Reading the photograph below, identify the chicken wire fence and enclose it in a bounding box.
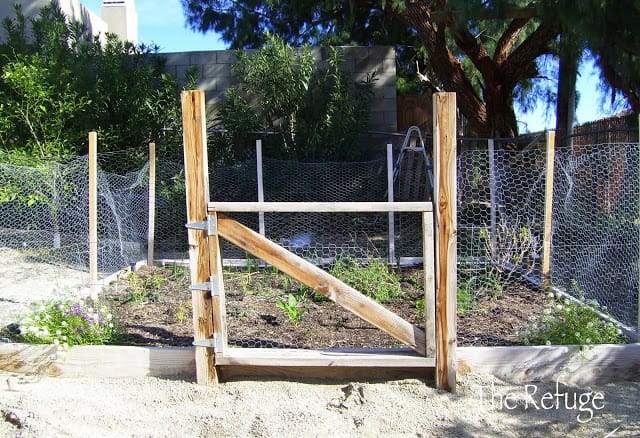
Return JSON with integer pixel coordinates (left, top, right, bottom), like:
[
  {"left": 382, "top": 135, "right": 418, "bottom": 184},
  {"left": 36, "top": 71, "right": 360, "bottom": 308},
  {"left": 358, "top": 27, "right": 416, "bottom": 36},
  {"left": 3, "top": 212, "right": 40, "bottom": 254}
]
[
  {"left": 0, "top": 149, "right": 149, "bottom": 293},
  {"left": 1, "top": 130, "right": 638, "bottom": 335},
  {"left": 458, "top": 136, "right": 639, "bottom": 333}
]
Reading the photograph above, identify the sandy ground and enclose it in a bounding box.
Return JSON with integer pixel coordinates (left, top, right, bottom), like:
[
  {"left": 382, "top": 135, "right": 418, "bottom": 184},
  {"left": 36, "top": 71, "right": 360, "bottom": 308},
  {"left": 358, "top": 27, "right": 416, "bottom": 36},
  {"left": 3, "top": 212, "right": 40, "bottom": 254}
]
[
  {"left": 1, "top": 247, "right": 639, "bottom": 437},
  {"left": 0, "top": 371, "right": 638, "bottom": 437},
  {"left": 0, "top": 248, "right": 90, "bottom": 329}
]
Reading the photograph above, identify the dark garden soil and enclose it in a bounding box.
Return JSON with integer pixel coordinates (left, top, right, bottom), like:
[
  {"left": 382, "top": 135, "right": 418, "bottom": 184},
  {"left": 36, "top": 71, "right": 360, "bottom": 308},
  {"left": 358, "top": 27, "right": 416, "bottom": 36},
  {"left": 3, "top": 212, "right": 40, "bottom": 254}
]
[{"left": 102, "top": 265, "right": 548, "bottom": 349}]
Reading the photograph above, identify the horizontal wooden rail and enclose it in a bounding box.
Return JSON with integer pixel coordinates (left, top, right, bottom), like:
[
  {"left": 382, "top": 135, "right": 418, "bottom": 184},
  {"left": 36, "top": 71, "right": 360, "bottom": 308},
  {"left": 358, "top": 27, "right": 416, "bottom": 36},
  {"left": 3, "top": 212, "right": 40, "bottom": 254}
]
[{"left": 208, "top": 201, "right": 432, "bottom": 213}]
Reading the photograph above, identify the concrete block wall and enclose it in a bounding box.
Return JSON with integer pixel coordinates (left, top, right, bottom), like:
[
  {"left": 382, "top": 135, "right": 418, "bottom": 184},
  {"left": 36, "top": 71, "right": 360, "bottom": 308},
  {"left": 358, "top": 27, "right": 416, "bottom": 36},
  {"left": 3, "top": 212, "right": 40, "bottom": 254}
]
[{"left": 162, "top": 46, "right": 397, "bottom": 132}]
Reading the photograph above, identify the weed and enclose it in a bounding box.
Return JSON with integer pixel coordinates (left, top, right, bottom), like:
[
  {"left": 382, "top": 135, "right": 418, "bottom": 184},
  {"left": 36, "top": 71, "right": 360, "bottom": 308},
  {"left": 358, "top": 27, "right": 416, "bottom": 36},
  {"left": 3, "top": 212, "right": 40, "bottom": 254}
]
[
  {"left": 123, "top": 271, "right": 161, "bottom": 305},
  {"left": 415, "top": 298, "right": 425, "bottom": 322},
  {"left": 327, "top": 256, "right": 403, "bottom": 303},
  {"left": 276, "top": 294, "right": 306, "bottom": 324},
  {"left": 174, "top": 301, "right": 192, "bottom": 324}
]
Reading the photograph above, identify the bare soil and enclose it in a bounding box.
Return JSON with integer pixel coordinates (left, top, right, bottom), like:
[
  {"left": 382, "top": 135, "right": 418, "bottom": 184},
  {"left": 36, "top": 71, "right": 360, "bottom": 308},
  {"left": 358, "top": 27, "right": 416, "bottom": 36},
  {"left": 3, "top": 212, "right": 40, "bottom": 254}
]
[{"left": 101, "top": 265, "right": 548, "bottom": 349}]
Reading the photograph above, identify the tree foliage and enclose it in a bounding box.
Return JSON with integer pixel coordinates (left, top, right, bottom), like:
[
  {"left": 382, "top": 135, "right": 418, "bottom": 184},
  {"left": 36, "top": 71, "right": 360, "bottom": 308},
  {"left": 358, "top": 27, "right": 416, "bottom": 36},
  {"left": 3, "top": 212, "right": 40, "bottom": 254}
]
[
  {"left": 0, "top": 2, "right": 188, "bottom": 160},
  {"left": 182, "top": 0, "right": 562, "bottom": 137},
  {"left": 211, "top": 33, "right": 376, "bottom": 162}
]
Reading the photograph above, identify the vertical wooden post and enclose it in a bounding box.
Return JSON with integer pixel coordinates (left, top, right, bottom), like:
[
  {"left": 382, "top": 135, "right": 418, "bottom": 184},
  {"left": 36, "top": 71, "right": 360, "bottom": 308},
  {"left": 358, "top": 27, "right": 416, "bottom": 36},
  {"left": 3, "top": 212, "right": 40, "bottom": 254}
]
[
  {"left": 386, "top": 144, "right": 396, "bottom": 264},
  {"left": 147, "top": 142, "right": 156, "bottom": 266},
  {"left": 423, "top": 211, "right": 436, "bottom": 357},
  {"left": 88, "top": 131, "right": 98, "bottom": 300},
  {"left": 256, "top": 139, "right": 265, "bottom": 236},
  {"left": 433, "top": 92, "right": 457, "bottom": 392},
  {"left": 181, "top": 90, "right": 217, "bottom": 384},
  {"left": 542, "top": 130, "right": 556, "bottom": 287}
]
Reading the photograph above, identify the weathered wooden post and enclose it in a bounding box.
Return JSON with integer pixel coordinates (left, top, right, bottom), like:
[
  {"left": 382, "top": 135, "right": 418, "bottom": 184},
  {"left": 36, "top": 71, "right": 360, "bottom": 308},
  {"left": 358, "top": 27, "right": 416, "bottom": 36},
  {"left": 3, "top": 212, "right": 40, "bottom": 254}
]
[
  {"left": 181, "top": 90, "right": 217, "bottom": 384},
  {"left": 147, "top": 142, "right": 156, "bottom": 266},
  {"left": 433, "top": 92, "right": 457, "bottom": 392},
  {"left": 88, "top": 131, "right": 98, "bottom": 300},
  {"left": 542, "top": 130, "right": 556, "bottom": 287}
]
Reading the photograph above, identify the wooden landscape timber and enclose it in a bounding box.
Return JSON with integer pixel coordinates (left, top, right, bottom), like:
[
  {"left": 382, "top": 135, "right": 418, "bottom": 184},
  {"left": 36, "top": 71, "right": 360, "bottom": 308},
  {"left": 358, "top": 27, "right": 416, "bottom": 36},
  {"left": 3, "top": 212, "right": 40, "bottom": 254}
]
[{"left": 3, "top": 343, "right": 638, "bottom": 387}]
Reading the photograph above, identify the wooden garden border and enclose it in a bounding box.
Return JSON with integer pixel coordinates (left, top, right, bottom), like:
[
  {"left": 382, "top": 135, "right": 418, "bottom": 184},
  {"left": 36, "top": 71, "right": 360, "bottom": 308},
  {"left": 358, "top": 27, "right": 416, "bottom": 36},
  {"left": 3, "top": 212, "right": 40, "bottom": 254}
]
[
  {"left": 3, "top": 343, "right": 638, "bottom": 387},
  {"left": 181, "top": 90, "right": 458, "bottom": 390}
]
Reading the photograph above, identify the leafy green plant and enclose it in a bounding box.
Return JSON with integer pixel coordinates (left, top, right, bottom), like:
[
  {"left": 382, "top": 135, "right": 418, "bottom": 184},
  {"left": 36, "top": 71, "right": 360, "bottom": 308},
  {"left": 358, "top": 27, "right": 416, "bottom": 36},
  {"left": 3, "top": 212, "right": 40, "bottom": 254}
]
[
  {"left": 0, "top": 3, "right": 186, "bottom": 158},
  {"left": 17, "top": 299, "right": 121, "bottom": 350},
  {"left": 517, "top": 284, "right": 627, "bottom": 346},
  {"left": 276, "top": 293, "right": 306, "bottom": 324},
  {"left": 415, "top": 298, "right": 425, "bottom": 322},
  {"left": 327, "top": 256, "right": 404, "bottom": 303},
  {"left": 212, "top": 33, "right": 376, "bottom": 162},
  {"left": 123, "top": 271, "right": 161, "bottom": 305},
  {"left": 174, "top": 302, "right": 192, "bottom": 324}
]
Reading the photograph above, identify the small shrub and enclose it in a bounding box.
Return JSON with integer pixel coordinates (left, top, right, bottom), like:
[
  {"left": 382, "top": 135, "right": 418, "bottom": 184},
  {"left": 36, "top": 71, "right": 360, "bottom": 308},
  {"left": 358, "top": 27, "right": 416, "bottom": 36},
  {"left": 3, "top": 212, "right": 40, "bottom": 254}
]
[
  {"left": 517, "top": 288, "right": 627, "bottom": 346},
  {"left": 17, "top": 299, "right": 121, "bottom": 350}
]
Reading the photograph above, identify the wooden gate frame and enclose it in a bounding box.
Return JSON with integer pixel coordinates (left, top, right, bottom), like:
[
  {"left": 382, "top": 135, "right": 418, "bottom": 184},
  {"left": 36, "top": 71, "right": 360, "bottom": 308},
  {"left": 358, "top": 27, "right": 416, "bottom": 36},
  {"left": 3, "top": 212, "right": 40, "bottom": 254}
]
[{"left": 181, "top": 91, "right": 457, "bottom": 391}]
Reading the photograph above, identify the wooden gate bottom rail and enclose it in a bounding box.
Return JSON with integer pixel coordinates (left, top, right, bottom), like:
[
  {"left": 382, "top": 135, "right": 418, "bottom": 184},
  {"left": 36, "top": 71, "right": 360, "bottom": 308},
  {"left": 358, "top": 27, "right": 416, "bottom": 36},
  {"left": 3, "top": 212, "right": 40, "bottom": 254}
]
[{"left": 214, "top": 348, "right": 436, "bottom": 368}]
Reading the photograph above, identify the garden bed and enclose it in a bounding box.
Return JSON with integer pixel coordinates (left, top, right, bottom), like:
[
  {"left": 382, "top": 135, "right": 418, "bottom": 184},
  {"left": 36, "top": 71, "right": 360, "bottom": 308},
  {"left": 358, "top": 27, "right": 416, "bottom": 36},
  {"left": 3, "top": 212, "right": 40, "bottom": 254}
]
[{"left": 99, "top": 265, "right": 548, "bottom": 349}]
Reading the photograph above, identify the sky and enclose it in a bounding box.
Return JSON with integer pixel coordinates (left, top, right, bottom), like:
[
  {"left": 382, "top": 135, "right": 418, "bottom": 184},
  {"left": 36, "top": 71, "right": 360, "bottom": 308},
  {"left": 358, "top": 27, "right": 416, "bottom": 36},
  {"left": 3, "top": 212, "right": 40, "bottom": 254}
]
[{"left": 81, "top": 0, "right": 621, "bottom": 134}]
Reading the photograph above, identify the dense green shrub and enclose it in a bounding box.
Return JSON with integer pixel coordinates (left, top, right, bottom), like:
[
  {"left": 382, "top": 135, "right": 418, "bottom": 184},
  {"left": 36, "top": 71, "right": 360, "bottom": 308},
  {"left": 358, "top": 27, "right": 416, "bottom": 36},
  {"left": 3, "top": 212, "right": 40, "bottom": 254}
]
[
  {"left": 0, "top": 1, "right": 188, "bottom": 160},
  {"left": 211, "top": 33, "right": 376, "bottom": 162}
]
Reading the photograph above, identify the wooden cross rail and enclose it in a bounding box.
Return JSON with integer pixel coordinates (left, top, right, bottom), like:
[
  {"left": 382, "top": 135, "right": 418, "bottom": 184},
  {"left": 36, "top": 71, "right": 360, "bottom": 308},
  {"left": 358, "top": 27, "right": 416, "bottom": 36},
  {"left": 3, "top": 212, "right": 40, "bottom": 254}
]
[{"left": 207, "top": 201, "right": 432, "bottom": 213}]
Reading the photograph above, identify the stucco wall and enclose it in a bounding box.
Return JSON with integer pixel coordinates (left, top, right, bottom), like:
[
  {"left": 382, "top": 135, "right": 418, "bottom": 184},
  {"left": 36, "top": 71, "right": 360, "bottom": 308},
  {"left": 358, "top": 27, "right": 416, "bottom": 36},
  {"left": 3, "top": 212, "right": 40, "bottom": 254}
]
[
  {"left": 162, "top": 46, "right": 397, "bottom": 132},
  {"left": 0, "top": 0, "right": 108, "bottom": 42}
]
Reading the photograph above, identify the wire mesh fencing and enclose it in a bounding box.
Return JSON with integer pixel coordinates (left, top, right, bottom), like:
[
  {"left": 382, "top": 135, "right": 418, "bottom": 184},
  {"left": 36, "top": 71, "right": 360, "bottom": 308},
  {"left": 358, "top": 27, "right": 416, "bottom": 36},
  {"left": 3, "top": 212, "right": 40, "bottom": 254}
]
[
  {"left": 457, "top": 137, "right": 639, "bottom": 333},
  {"left": 0, "top": 149, "right": 150, "bottom": 295},
  {"left": 2, "top": 129, "right": 638, "bottom": 336}
]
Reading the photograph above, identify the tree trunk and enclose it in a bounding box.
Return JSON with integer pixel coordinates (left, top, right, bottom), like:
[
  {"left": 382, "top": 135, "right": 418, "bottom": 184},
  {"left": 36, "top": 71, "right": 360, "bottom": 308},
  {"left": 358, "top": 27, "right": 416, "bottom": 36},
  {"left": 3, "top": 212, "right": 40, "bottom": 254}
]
[{"left": 556, "top": 37, "right": 579, "bottom": 147}]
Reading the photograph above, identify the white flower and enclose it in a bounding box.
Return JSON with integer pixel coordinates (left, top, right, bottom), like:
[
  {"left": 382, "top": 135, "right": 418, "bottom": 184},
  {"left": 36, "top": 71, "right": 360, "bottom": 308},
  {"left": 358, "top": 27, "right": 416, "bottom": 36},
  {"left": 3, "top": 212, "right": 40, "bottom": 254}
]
[
  {"left": 53, "top": 339, "right": 60, "bottom": 345},
  {"left": 585, "top": 338, "right": 592, "bottom": 344},
  {"left": 108, "top": 323, "right": 114, "bottom": 328},
  {"left": 547, "top": 292, "right": 554, "bottom": 299},
  {"left": 56, "top": 330, "right": 62, "bottom": 336},
  {"left": 556, "top": 304, "right": 563, "bottom": 311},
  {"left": 61, "top": 321, "right": 68, "bottom": 327},
  {"left": 617, "top": 328, "right": 623, "bottom": 335},
  {"left": 62, "top": 335, "right": 68, "bottom": 341},
  {"left": 106, "top": 313, "right": 113, "bottom": 321},
  {"left": 587, "top": 322, "right": 594, "bottom": 328},
  {"left": 545, "top": 340, "right": 551, "bottom": 346},
  {"left": 575, "top": 332, "right": 581, "bottom": 338}
]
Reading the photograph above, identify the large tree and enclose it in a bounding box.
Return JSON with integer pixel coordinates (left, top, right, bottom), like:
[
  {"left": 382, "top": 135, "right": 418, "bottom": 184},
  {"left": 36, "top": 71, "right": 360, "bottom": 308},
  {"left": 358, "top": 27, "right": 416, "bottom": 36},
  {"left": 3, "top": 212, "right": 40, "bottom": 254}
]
[{"left": 182, "top": 0, "right": 561, "bottom": 137}]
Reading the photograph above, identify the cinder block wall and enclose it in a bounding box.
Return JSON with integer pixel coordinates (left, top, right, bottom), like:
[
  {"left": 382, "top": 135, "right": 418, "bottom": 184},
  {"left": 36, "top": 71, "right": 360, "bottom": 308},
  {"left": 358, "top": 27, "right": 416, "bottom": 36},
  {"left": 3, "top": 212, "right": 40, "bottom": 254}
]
[{"left": 162, "top": 46, "right": 397, "bottom": 133}]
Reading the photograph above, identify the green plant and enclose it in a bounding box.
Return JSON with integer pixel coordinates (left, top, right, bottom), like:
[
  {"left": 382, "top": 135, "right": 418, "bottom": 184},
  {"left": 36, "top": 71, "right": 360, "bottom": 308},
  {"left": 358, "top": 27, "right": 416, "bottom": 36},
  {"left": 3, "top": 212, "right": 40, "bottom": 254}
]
[
  {"left": 17, "top": 299, "right": 121, "bottom": 351},
  {"left": 276, "top": 293, "right": 306, "bottom": 324},
  {"left": 0, "top": 2, "right": 186, "bottom": 158},
  {"left": 415, "top": 298, "right": 425, "bottom": 322},
  {"left": 123, "top": 271, "right": 161, "bottom": 305},
  {"left": 327, "top": 257, "right": 404, "bottom": 303},
  {"left": 174, "top": 302, "right": 192, "bottom": 324},
  {"left": 212, "top": 33, "right": 376, "bottom": 162},
  {"left": 517, "top": 284, "right": 627, "bottom": 346}
]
